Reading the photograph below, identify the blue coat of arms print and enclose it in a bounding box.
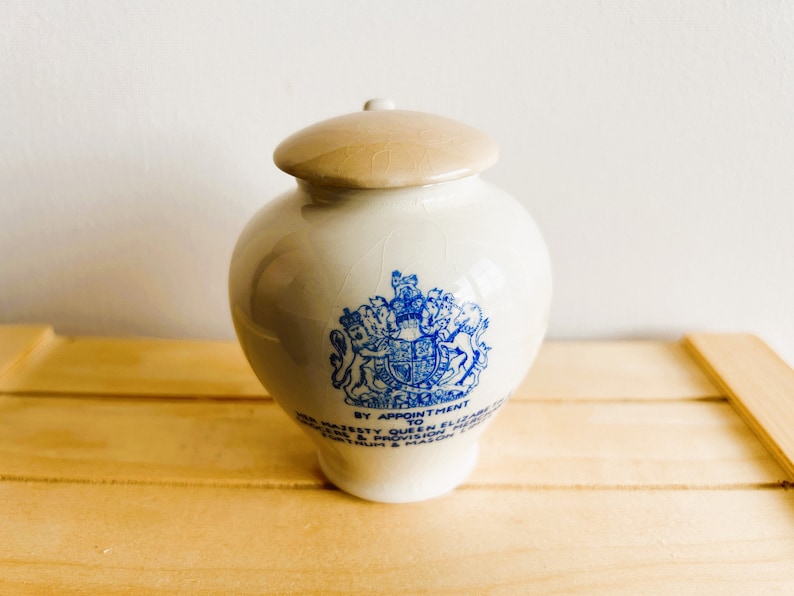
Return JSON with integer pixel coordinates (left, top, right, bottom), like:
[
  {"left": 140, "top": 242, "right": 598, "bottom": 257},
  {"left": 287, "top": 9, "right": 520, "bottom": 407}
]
[{"left": 329, "top": 271, "right": 490, "bottom": 409}]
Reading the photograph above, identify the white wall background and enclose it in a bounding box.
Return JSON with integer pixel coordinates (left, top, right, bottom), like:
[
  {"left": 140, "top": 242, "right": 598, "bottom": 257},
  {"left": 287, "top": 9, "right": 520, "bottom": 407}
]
[{"left": 1, "top": 1, "right": 793, "bottom": 365}]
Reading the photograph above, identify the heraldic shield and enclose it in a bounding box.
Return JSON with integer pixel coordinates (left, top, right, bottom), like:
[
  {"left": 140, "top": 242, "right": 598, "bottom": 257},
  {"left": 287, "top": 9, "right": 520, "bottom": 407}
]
[
  {"left": 379, "top": 336, "right": 447, "bottom": 388},
  {"left": 329, "top": 270, "right": 490, "bottom": 410}
]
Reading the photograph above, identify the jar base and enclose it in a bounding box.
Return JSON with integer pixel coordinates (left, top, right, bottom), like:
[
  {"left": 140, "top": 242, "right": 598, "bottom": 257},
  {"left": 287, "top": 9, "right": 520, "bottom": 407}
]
[{"left": 317, "top": 443, "right": 480, "bottom": 504}]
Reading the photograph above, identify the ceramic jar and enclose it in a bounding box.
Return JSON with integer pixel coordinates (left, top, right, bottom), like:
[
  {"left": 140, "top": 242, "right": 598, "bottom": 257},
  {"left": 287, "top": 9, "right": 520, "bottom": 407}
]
[{"left": 229, "top": 100, "right": 552, "bottom": 502}]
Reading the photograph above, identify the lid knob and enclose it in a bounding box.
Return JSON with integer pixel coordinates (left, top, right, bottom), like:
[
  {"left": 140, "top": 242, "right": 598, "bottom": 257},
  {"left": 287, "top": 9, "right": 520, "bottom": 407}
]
[{"left": 363, "top": 98, "right": 396, "bottom": 111}]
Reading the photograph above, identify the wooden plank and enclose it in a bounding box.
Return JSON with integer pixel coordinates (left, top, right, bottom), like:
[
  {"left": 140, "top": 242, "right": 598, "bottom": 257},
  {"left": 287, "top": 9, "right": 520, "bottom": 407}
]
[
  {"left": 518, "top": 340, "right": 720, "bottom": 400},
  {"left": 1, "top": 482, "right": 793, "bottom": 594},
  {"left": 2, "top": 334, "right": 719, "bottom": 401},
  {"left": 0, "top": 325, "right": 54, "bottom": 388},
  {"left": 475, "top": 400, "right": 785, "bottom": 488},
  {"left": 0, "top": 396, "right": 783, "bottom": 488},
  {"left": 1, "top": 335, "right": 267, "bottom": 398},
  {"left": 0, "top": 394, "right": 321, "bottom": 488},
  {"left": 684, "top": 333, "right": 794, "bottom": 481}
]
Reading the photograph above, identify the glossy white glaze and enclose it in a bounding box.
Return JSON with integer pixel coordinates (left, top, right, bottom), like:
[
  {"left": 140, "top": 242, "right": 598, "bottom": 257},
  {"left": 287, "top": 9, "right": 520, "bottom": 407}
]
[{"left": 229, "top": 174, "right": 551, "bottom": 502}]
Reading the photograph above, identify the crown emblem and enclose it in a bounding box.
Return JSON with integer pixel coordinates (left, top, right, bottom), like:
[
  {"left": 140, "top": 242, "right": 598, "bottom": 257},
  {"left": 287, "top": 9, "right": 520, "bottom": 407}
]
[
  {"left": 339, "top": 307, "right": 363, "bottom": 329},
  {"left": 392, "top": 272, "right": 425, "bottom": 326}
]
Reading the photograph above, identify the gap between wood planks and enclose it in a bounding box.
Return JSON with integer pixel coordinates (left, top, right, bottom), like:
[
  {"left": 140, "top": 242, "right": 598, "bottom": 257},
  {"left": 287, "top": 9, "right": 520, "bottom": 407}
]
[
  {"left": 0, "top": 390, "right": 730, "bottom": 404},
  {"left": 0, "top": 474, "right": 789, "bottom": 492}
]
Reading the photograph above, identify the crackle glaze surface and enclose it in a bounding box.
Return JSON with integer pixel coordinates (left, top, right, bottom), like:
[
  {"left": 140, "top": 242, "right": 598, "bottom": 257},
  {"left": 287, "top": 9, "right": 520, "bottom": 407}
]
[
  {"left": 273, "top": 109, "right": 499, "bottom": 189},
  {"left": 229, "top": 175, "right": 551, "bottom": 502}
]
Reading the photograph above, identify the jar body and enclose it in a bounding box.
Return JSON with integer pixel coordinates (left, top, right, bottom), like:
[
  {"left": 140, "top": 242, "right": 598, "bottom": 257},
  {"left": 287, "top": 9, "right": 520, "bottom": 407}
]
[{"left": 229, "top": 176, "right": 551, "bottom": 502}]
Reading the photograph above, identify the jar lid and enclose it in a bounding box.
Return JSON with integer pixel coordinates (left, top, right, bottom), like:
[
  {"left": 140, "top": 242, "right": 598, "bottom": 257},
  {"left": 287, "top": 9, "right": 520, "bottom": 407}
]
[{"left": 273, "top": 99, "right": 499, "bottom": 189}]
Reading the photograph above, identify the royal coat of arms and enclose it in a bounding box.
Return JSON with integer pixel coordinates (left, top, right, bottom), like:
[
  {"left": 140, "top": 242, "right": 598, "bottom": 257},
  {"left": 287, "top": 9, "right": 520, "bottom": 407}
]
[{"left": 329, "top": 271, "right": 490, "bottom": 409}]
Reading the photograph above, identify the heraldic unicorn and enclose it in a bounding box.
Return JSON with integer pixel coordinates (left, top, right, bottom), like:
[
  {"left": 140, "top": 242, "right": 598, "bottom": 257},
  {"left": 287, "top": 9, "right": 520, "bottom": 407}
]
[{"left": 329, "top": 270, "right": 490, "bottom": 409}]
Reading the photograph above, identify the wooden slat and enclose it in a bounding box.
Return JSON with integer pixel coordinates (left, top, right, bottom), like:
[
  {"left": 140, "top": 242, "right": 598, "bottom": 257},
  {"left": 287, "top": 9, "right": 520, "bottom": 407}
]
[
  {"left": 475, "top": 400, "right": 785, "bottom": 488},
  {"left": 0, "top": 396, "right": 783, "bottom": 489},
  {"left": 0, "top": 394, "right": 321, "bottom": 488},
  {"left": 2, "top": 336, "right": 719, "bottom": 401},
  {"left": 0, "top": 336, "right": 267, "bottom": 398},
  {"left": 518, "top": 340, "right": 720, "bottom": 400},
  {"left": 0, "top": 325, "right": 54, "bottom": 388},
  {"left": 1, "top": 482, "right": 792, "bottom": 594},
  {"left": 685, "top": 333, "right": 794, "bottom": 481}
]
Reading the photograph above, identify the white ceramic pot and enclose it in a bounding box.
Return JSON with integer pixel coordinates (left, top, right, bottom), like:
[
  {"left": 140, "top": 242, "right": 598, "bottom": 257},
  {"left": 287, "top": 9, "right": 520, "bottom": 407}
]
[{"left": 229, "top": 100, "right": 551, "bottom": 502}]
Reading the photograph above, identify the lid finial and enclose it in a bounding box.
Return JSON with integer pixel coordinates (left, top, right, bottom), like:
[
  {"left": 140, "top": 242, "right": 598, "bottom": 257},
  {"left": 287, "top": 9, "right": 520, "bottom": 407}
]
[{"left": 363, "top": 98, "right": 396, "bottom": 111}]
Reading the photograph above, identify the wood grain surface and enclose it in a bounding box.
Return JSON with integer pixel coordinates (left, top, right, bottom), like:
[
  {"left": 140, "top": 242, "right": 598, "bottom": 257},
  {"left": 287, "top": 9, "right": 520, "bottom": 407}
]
[
  {"left": 3, "top": 332, "right": 718, "bottom": 401},
  {"left": 2, "top": 483, "right": 793, "bottom": 594},
  {"left": 0, "top": 396, "right": 783, "bottom": 489},
  {"left": 685, "top": 333, "right": 794, "bottom": 480},
  {"left": 1, "top": 326, "right": 792, "bottom": 594},
  {"left": 0, "top": 325, "right": 53, "bottom": 386}
]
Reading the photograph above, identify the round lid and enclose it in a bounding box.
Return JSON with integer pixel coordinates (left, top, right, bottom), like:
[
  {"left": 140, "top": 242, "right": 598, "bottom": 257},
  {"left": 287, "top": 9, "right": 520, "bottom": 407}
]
[{"left": 273, "top": 99, "right": 499, "bottom": 189}]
